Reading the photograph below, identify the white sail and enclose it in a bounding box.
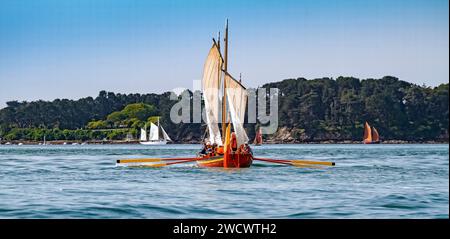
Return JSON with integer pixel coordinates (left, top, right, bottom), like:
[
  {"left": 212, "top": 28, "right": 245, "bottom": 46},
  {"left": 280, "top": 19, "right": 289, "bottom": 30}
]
[
  {"left": 225, "top": 72, "right": 249, "bottom": 147},
  {"left": 149, "top": 123, "right": 159, "bottom": 141},
  {"left": 202, "top": 42, "right": 223, "bottom": 145},
  {"left": 140, "top": 128, "right": 147, "bottom": 141},
  {"left": 160, "top": 126, "right": 172, "bottom": 141}
]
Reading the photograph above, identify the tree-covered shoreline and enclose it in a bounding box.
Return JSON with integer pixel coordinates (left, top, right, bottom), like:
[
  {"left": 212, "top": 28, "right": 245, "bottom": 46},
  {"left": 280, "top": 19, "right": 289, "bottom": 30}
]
[{"left": 0, "top": 76, "right": 448, "bottom": 144}]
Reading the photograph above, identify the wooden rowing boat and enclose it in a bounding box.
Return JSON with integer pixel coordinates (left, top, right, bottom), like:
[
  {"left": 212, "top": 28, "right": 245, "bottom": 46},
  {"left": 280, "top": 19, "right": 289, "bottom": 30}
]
[
  {"left": 116, "top": 21, "right": 335, "bottom": 169},
  {"left": 197, "top": 152, "right": 253, "bottom": 168},
  {"left": 195, "top": 20, "right": 255, "bottom": 168}
]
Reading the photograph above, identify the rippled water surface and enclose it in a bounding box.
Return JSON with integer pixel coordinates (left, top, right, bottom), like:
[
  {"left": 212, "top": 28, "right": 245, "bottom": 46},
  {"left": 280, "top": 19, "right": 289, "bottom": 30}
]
[{"left": 0, "top": 144, "right": 448, "bottom": 218}]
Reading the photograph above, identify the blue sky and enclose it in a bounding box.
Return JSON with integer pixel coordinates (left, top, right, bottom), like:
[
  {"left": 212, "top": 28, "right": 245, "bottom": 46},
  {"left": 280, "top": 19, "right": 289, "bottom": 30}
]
[{"left": 0, "top": 0, "right": 448, "bottom": 107}]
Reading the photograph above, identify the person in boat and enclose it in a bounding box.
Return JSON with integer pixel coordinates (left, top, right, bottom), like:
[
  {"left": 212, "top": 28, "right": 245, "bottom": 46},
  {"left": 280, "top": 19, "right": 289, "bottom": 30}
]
[
  {"left": 212, "top": 143, "right": 218, "bottom": 155},
  {"left": 237, "top": 143, "right": 250, "bottom": 154},
  {"left": 206, "top": 142, "right": 215, "bottom": 155},
  {"left": 243, "top": 143, "right": 253, "bottom": 155},
  {"left": 200, "top": 141, "right": 211, "bottom": 155},
  {"left": 216, "top": 145, "right": 224, "bottom": 155},
  {"left": 231, "top": 132, "right": 238, "bottom": 152}
]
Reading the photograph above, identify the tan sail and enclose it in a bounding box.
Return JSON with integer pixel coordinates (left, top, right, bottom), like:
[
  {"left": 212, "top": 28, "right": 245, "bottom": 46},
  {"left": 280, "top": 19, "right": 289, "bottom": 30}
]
[
  {"left": 363, "top": 122, "right": 372, "bottom": 142},
  {"left": 202, "top": 42, "right": 223, "bottom": 145},
  {"left": 224, "top": 72, "right": 249, "bottom": 147},
  {"left": 372, "top": 127, "right": 380, "bottom": 142}
]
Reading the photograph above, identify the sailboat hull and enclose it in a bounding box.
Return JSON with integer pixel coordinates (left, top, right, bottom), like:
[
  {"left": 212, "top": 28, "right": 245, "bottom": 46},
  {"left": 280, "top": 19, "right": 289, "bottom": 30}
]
[
  {"left": 363, "top": 140, "right": 381, "bottom": 144},
  {"left": 197, "top": 152, "right": 253, "bottom": 168},
  {"left": 139, "top": 140, "right": 167, "bottom": 145}
]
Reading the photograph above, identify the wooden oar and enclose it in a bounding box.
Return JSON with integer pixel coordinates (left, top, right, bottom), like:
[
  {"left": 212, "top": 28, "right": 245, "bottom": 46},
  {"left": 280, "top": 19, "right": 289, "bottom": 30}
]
[
  {"left": 117, "top": 157, "right": 200, "bottom": 164},
  {"left": 141, "top": 158, "right": 200, "bottom": 168},
  {"left": 255, "top": 159, "right": 322, "bottom": 168},
  {"left": 291, "top": 160, "right": 335, "bottom": 166},
  {"left": 253, "top": 157, "right": 293, "bottom": 166},
  {"left": 254, "top": 158, "right": 320, "bottom": 168},
  {"left": 119, "top": 157, "right": 218, "bottom": 168},
  {"left": 253, "top": 157, "right": 335, "bottom": 167}
]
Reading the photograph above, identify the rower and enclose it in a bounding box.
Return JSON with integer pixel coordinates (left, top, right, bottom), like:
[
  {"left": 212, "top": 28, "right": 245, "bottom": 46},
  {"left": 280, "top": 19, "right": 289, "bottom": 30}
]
[
  {"left": 206, "top": 142, "right": 214, "bottom": 155},
  {"left": 200, "top": 141, "right": 211, "bottom": 155},
  {"left": 242, "top": 143, "right": 252, "bottom": 155},
  {"left": 231, "top": 132, "right": 237, "bottom": 152},
  {"left": 212, "top": 143, "right": 218, "bottom": 155},
  {"left": 216, "top": 146, "right": 224, "bottom": 154}
]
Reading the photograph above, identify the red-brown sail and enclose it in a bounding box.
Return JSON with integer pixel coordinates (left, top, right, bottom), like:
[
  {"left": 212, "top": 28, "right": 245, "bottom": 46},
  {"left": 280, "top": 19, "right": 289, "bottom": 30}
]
[
  {"left": 372, "top": 127, "right": 380, "bottom": 142},
  {"left": 363, "top": 122, "right": 372, "bottom": 143}
]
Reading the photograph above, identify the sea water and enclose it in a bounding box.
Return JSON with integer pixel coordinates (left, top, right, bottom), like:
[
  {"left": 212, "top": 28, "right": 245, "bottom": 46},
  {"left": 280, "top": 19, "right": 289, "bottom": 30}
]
[{"left": 0, "top": 144, "right": 448, "bottom": 218}]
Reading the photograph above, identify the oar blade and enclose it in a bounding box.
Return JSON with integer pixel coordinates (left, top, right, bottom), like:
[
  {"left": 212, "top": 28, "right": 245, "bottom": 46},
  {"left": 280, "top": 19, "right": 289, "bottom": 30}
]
[
  {"left": 143, "top": 163, "right": 167, "bottom": 168},
  {"left": 253, "top": 157, "right": 335, "bottom": 167},
  {"left": 291, "top": 163, "right": 324, "bottom": 169}
]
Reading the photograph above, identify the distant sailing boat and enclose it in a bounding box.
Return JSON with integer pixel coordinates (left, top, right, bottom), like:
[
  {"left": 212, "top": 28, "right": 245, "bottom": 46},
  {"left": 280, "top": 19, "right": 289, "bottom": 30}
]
[
  {"left": 139, "top": 117, "right": 172, "bottom": 145},
  {"left": 253, "top": 127, "right": 263, "bottom": 146},
  {"left": 363, "top": 122, "right": 380, "bottom": 144},
  {"left": 39, "top": 135, "right": 48, "bottom": 145}
]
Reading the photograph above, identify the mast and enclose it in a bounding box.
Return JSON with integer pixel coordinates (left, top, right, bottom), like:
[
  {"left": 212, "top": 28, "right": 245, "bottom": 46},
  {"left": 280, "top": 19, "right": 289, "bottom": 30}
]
[
  {"left": 158, "top": 117, "right": 161, "bottom": 140},
  {"left": 218, "top": 31, "right": 221, "bottom": 50},
  {"left": 222, "top": 19, "right": 229, "bottom": 141}
]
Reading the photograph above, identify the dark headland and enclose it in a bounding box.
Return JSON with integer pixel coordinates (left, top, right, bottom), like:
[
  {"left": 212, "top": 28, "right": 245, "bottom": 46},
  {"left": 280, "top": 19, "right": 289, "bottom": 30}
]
[{"left": 1, "top": 76, "right": 448, "bottom": 144}]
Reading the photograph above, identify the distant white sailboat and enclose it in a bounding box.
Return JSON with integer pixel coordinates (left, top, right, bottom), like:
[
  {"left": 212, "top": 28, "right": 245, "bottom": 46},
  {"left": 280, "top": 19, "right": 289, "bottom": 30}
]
[
  {"left": 40, "top": 135, "right": 49, "bottom": 145},
  {"left": 139, "top": 118, "right": 172, "bottom": 145}
]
